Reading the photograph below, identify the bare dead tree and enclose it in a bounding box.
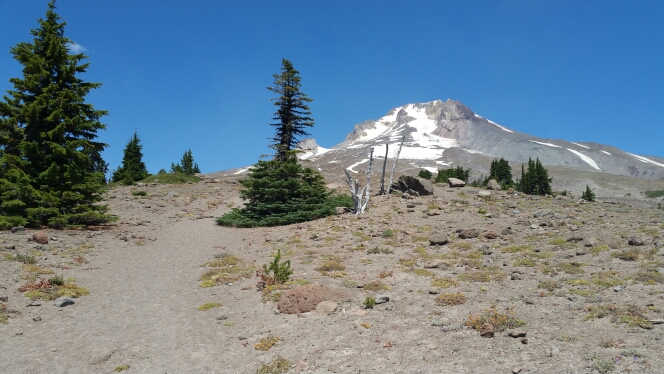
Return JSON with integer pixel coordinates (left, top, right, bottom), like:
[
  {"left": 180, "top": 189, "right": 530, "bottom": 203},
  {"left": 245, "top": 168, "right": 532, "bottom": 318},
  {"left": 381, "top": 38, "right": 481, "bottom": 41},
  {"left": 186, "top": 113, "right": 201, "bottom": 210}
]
[
  {"left": 386, "top": 136, "right": 405, "bottom": 195},
  {"left": 378, "top": 144, "right": 389, "bottom": 195},
  {"left": 345, "top": 147, "right": 374, "bottom": 215}
]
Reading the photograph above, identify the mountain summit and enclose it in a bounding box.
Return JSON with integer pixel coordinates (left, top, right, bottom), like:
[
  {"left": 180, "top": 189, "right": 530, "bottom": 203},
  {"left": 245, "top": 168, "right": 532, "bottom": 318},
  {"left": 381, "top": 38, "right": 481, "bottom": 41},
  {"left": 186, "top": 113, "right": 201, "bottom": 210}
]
[{"left": 298, "top": 99, "right": 664, "bottom": 180}]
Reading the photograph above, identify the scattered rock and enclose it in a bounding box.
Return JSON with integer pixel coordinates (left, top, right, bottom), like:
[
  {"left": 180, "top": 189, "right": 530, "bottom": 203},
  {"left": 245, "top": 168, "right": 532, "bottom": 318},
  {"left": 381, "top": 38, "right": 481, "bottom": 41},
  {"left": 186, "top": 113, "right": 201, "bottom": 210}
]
[
  {"left": 391, "top": 175, "right": 434, "bottom": 196},
  {"left": 458, "top": 229, "right": 479, "bottom": 239},
  {"left": 484, "top": 232, "right": 498, "bottom": 239},
  {"left": 375, "top": 295, "right": 389, "bottom": 304},
  {"left": 566, "top": 236, "right": 584, "bottom": 243},
  {"left": 0, "top": 296, "right": 7, "bottom": 302},
  {"left": 583, "top": 237, "right": 598, "bottom": 247},
  {"left": 31, "top": 231, "right": 49, "bottom": 244},
  {"left": 613, "top": 286, "right": 622, "bottom": 292},
  {"left": 447, "top": 178, "right": 466, "bottom": 188},
  {"left": 546, "top": 345, "right": 561, "bottom": 358},
  {"left": 628, "top": 237, "right": 646, "bottom": 246},
  {"left": 53, "top": 297, "right": 75, "bottom": 307},
  {"left": 486, "top": 179, "right": 500, "bottom": 190},
  {"left": 335, "top": 207, "right": 349, "bottom": 215},
  {"left": 507, "top": 329, "right": 527, "bottom": 338},
  {"left": 313, "top": 301, "right": 338, "bottom": 316},
  {"left": 501, "top": 228, "right": 513, "bottom": 235},
  {"left": 575, "top": 249, "right": 587, "bottom": 256},
  {"left": 568, "top": 225, "right": 579, "bottom": 231},
  {"left": 533, "top": 209, "right": 554, "bottom": 218},
  {"left": 277, "top": 285, "right": 346, "bottom": 314},
  {"left": 480, "top": 323, "right": 495, "bottom": 338},
  {"left": 32, "top": 316, "right": 41, "bottom": 322},
  {"left": 165, "top": 191, "right": 179, "bottom": 199},
  {"left": 11, "top": 226, "right": 25, "bottom": 234},
  {"left": 553, "top": 213, "right": 567, "bottom": 219},
  {"left": 478, "top": 190, "right": 491, "bottom": 197},
  {"left": 510, "top": 273, "right": 523, "bottom": 281},
  {"left": 428, "top": 233, "right": 449, "bottom": 246}
]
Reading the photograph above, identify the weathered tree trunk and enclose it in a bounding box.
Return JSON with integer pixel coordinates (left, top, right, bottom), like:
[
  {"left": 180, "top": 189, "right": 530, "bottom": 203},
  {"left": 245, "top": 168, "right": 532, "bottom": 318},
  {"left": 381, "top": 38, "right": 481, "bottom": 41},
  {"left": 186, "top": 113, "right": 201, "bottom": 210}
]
[
  {"left": 345, "top": 147, "right": 374, "bottom": 215},
  {"left": 386, "top": 136, "right": 405, "bottom": 195},
  {"left": 378, "top": 144, "right": 389, "bottom": 195}
]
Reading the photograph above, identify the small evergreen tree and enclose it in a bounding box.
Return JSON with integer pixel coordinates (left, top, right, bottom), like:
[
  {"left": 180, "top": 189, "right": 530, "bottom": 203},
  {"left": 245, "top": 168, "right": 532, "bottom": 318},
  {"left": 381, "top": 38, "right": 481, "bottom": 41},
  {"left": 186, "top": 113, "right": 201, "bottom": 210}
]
[
  {"left": 216, "top": 59, "right": 351, "bottom": 227},
  {"left": 516, "top": 157, "right": 552, "bottom": 196},
  {"left": 112, "top": 131, "right": 149, "bottom": 185},
  {"left": 581, "top": 185, "right": 595, "bottom": 202},
  {"left": 170, "top": 149, "right": 199, "bottom": 175},
  {"left": 0, "top": 1, "right": 110, "bottom": 228},
  {"left": 489, "top": 158, "right": 513, "bottom": 186},
  {"left": 418, "top": 169, "right": 433, "bottom": 180},
  {"left": 435, "top": 166, "right": 471, "bottom": 183}
]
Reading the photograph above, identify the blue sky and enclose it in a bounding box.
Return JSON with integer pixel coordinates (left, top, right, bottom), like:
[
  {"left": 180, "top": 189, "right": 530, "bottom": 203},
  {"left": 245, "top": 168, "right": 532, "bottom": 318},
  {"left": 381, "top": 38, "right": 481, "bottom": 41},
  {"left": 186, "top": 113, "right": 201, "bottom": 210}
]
[{"left": 1, "top": 0, "right": 663, "bottom": 174}]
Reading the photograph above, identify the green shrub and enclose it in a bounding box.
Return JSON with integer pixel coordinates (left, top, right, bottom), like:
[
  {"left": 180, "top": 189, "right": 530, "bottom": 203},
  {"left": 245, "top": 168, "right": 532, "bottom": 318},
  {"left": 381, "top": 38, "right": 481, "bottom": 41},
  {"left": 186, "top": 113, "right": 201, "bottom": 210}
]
[
  {"left": 436, "top": 166, "right": 471, "bottom": 183},
  {"left": 363, "top": 297, "right": 376, "bottom": 308},
  {"left": 418, "top": 169, "right": 433, "bottom": 180},
  {"left": 645, "top": 190, "right": 664, "bottom": 198},
  {"left": 48, "top": 275, "right": 64, "bottom": 286},
  {"left": 216, "top": 159, "right": 353, "bottom": 227},
  {"left": 131, "top": 190, "right": 147, "bottom": 196},
  {"left": 581, "top": 185, "right": 595, "bottom": 202},
  {"left": 139, "top": 173, "right": 200, "bottom": 184},
  {"left": 515, "top": 157, "right": 551, "bottom": 195},
  {"left": 263, "top": 249, "right": 293, "bottom": 285}
]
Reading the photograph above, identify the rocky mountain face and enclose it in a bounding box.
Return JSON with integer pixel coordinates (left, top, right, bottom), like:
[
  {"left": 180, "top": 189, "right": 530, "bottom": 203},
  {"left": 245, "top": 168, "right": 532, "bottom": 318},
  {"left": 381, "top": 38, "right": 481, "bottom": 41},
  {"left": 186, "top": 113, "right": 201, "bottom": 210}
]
[{"left": 297, "top": 99, "right": 664, "bottom": 181}]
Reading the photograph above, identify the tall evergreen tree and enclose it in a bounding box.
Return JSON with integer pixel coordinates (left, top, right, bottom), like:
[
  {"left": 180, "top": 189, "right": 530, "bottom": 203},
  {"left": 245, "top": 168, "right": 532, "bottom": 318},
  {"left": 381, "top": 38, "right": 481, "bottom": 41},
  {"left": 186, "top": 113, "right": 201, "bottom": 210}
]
[
  {"left": 489, "top": 158, "right": 513, "bottom": 186},
  {"left": 0, "top": 0, "right": 110, "bottom": 228},
  {"left": 112, "top": 131, "right": 149, "bottom": 185},
  {"left": 517, "top": 157, "right": 552, "bottom": 196},
  {"left": 216, "top": 59, "right": 351, "bottom": 227},
  {"left": 268, "top": 59, "right": 314, "bottom": 161}
]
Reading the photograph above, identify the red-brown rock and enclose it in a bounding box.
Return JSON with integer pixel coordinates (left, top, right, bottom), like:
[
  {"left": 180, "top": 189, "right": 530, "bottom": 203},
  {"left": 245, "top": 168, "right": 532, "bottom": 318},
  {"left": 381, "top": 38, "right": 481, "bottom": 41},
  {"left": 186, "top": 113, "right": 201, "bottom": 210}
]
[
  {"left": 32, "top": 231, "right": 48, "bottom": 244},
  {"left": 480, "top": 323, "right": 495, "bottom": 338},
  {"left": 277, "top": 285, "right": 346, "bottom": 314}
]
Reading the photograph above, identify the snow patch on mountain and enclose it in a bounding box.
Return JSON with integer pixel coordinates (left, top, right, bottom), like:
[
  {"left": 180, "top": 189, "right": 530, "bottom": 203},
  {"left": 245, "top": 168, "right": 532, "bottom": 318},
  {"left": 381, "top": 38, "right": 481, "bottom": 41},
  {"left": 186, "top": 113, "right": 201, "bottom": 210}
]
[
  {"left": 234, "top": 167, "right": 251, "bottom": 175},
  {"left": 626, "top": 153, "right": 664, "bottom": 168},
  {"left": 567, "top": 149, "right": 601, "bottom": 170},
  {"left": 346, "top": 158, "right": 369, "bottom": 173},
  {"left": 530, "top": 140, "right": 561, "bottom": 148},
  {"left": 300, "top": 146, "right": 332, "bottom": 160},
  {"left": 571, "top": 142, "right": 590, "bottom": 149},
  {"left": 601, "top": 150, "right": 611, "bottom": 156},
  {"left": 474, "top": 113, "right": 514, "bottom": 133}
]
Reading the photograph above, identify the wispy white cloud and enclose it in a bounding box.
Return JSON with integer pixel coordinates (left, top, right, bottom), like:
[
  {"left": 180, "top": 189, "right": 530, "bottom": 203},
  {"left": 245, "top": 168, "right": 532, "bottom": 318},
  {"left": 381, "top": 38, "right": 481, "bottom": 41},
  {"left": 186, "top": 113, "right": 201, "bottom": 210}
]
[{"left": 66, "top": 42, "right": 86, "bottom": 54}]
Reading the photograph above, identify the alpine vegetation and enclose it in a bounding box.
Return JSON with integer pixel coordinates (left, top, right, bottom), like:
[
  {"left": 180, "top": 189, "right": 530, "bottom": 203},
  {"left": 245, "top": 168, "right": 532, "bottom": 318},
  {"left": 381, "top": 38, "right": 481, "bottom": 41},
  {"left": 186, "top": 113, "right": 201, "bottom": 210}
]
[
  {"left": 112, "top": 131, "right": 149, "bottom": 185},
  {"left": 216, "top": 59, "right": 351, "bottom": 227},
  {"left": 0, "top": 1, "right": 111, "bottom": 229}
]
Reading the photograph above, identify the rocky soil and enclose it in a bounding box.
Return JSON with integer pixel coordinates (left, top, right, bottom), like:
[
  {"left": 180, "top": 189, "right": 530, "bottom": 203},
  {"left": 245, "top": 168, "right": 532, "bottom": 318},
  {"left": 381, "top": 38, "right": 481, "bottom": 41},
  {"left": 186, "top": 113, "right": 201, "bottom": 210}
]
[{"left": 1, "top": 175, "right": 664, "bottom": 373}]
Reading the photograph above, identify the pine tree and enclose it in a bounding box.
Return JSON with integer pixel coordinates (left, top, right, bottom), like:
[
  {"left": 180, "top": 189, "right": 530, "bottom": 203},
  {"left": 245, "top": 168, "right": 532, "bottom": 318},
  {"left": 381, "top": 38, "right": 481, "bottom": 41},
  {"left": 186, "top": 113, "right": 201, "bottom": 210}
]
[
  {"left": 216, "top": 59, "right": 351, "bottom": 227},
  {"left": 517, "top": 157, "right": 552, "bottom": 196},
  {"left": 0, "top": 1, "right": 110, "bottom": 228},
  {"left": 112, "top": 131, "right": 149, "bottom": 185},
  {"left": 489, "top": 158, "right": 513, "bottom": 186},
  {"left": 268, "top": 59, "right": 314, "bottom": 161},
  {"left": 581, "top": 185, "right": 595, "bottom": 202},
  {"left": 170, "top": 149, "right": 198, "bottom": 175}
]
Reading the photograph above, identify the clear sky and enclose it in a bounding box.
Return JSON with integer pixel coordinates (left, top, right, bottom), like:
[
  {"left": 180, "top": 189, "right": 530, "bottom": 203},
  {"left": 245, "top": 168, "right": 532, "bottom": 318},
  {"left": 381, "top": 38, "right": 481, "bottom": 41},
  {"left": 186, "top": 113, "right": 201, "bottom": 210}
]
[{"left": 2, "top": 0, "right": 663, "bottom": 175}]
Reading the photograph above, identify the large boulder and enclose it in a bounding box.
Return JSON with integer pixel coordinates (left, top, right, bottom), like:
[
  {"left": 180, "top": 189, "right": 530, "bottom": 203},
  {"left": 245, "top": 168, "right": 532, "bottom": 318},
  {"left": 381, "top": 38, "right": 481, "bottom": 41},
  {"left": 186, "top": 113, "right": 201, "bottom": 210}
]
[
  {"left": 486, "top": 179, "right": 501, "bottom": 190},
  {"left": 277, "top": 285, "right": 347, "bottom": 314},
  {"left": 32, "top": 231, "right": 49, "bottom": 244},
  {"left": 391, "top": 175, "right": 434, "bottom": 196},
  {"left": 447, "top": 178, "right": 466, "bottom": 188}
]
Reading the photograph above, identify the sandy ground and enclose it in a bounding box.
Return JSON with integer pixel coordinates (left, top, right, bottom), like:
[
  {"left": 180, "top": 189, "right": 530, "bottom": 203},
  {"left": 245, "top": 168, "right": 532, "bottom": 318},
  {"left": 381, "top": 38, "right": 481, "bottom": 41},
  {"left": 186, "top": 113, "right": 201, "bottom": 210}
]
[{"left": 1, "top": 177, "right": 664, "bottom": 373}]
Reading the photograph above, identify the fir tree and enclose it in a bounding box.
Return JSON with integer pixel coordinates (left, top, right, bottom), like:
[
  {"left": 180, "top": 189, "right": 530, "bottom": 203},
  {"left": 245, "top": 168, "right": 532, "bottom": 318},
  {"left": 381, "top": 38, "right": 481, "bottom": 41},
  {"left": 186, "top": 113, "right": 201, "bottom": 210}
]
[
  {"left": 170, "top": 149, "right": 198, "bottom": 175},
  {"left": 112, "top": 131, "right": 149, "bottom": 185},
  {"left": 216, "top": 59, "right": 351, "bottom": 227},
  {"left": 268, "top": 59, "right": 314, "bottom": 161},
  {"left": 581, "top": 185, "right": 595, "bottom": 202},
  {"left": 0, "top": 1, "right": 110, "bottom": 228},
  {"left": 489, "top": 158, "right": 513, "bottom": 186},
  {"left": 517, "top": 157, "right": 552, "bottom": 196}
]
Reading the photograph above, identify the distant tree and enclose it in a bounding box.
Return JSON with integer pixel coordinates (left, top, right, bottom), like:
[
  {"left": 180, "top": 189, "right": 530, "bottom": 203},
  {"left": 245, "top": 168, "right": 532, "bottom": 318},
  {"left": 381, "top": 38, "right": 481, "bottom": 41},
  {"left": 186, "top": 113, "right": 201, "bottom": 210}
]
[
  {"left": 158, "top": 169, "right": 167, "bottom": 174},
  {"left": 436, "top": 166, "right": 471, "bottom": 183},
  {"left": 581, "top": 185, "right": 595, "bottom": 202},
  {"left": 0, "top": 1, "right": 111, "bottom": 228},
  {"left": 489, "top": 158, "right": 513, "bottom": 186},
  {"left": 112, "top": 131, "right": 149, "bottom": 185},
  {"left": 216, "top": 59, "right": 351, "bottom": 227},
  {"left": 516, "top": 157, "right": 551, "bottom": 196},
  {"left": 418, "top": 169, "right": 433, "bottom": 180},
  {"left": 170, "top": 149, "right": 199, "bottom": 175},
  {"left": 268, "top": 59, "right": 314, "bottom": 161}
]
